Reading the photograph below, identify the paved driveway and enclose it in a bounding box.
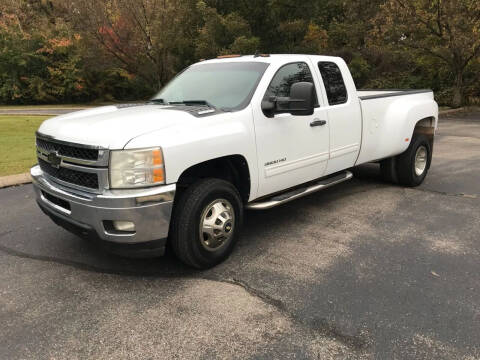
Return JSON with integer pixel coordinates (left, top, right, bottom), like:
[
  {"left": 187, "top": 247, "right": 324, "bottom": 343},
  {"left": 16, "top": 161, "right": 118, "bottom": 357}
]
[
  {"left": 1, "top": 111, "right": 479, "bottom": 359},
  {"left": 0, "top": 108, "right": 87, "bottom": 116}
]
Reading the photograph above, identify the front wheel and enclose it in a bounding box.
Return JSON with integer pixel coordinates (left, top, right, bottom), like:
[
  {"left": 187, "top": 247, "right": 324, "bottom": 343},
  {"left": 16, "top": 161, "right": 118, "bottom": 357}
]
[
  {"left": 396, "top": 134, "right": 432, "bottom": 187},
  {"left": 169, "top": 178, "right": 243, "bottom": 269}
]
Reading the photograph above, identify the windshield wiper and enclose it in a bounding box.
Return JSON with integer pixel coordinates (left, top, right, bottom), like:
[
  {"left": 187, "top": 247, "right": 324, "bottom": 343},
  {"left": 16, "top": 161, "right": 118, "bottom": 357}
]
[
  {"left": 169, "top": 100, "right": 216, "bottom": 109},
  {"left": 148, "top": 98, "right": 166, "bottom": 104}
]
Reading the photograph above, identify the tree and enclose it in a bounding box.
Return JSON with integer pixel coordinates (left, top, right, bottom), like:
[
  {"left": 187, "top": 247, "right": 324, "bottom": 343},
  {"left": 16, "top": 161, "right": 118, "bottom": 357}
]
[
  {"left": 195, "top": 1, "right": 259, "bottom": 59},
  {"left": 70, "top": 0, "right": 201, "bottom": 89},
  {"left": 0, "top": 8, "right": 88, "bottom": 104},
  {"left": 1, "top": 0, "right": 479, "bottom": 105},
  {"left": 371, "top": 0, "right": 480, "bottom": 107}
]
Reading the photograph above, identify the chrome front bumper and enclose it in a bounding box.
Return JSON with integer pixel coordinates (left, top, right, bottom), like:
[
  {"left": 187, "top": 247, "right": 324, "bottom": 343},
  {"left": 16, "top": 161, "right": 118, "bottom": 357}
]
[{"left": 31, "top": 165, "right": 175, "bottom": 249}]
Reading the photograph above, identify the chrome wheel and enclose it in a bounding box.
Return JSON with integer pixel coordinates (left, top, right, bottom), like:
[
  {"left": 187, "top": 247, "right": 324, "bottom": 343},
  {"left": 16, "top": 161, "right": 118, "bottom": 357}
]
[
  {"left": 414, "top": 145, "right": 428, "bottom": 176},
  {"left": 199, "top": 199, "right": 235, "bottom": 252}
]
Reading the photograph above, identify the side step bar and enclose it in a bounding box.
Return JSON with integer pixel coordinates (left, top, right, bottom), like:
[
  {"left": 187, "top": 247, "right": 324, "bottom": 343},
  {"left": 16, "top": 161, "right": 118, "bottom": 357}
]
[{"left": 246, "top": 171, "right": 353, "bottom": 210}]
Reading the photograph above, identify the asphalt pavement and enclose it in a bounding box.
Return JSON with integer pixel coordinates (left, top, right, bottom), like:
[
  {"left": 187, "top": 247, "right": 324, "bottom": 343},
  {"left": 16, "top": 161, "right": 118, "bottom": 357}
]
[{"left": 0, "top": 110, "right": 479, "bottom": 359}]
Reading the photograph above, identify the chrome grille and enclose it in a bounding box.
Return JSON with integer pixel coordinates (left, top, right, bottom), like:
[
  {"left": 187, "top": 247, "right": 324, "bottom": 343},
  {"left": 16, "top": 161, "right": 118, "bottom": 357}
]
[
  {"left": 36, "top": 133, "right": 109, "bottom": 193},
  {"left": 38, "top": 158, "right": 99, "bottom": 189},
  {"left": 36, "top": 138, "right": 99, "bottom": 160}
]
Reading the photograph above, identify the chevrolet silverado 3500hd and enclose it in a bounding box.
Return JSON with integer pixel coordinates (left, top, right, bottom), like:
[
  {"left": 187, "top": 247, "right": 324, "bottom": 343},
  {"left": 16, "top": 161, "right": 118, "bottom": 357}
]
[{"left": 31, "top": 54, "right": 438, "bottom": 268}]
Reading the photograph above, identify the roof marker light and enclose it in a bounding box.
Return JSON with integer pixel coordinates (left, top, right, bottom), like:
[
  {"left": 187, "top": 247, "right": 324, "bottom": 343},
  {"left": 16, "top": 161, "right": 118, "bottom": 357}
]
[{"left": 217, "top": 54, "right": 242, "bottom": 59}]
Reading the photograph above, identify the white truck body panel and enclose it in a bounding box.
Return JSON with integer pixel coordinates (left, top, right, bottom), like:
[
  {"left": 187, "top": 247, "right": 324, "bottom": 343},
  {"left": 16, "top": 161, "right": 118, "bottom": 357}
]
[
  {"left": 125, "top": 107, "right": 261, "bottom": 201},
  {"left": 308, "top": 56, "right": 363, "bottom": 175},
  {"left": 38, "top": 105, "right": 197, "bottom": 150},
  {"left": 36, "top": 54, "right": 438, "bottom": 203},
  {"left": 356, "top": 91, "right": 438, "bottom": 164},
  {"left": 250, "top": 55, "right": 330, "bottom": 197},
  {"left": 31, "top": 54, "right": 439, "bottom": 261}
]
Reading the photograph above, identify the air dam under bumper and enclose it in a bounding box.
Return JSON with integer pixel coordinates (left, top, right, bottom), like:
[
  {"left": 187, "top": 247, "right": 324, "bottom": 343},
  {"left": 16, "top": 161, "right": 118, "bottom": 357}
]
[{"left": 30, "top": 165, "right": 175, "bottom": 257}]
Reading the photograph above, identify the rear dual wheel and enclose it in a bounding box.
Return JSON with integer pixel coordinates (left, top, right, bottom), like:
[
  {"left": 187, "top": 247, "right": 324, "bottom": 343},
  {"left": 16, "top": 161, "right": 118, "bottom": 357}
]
[{"left": 381, "top": 133, "right": 431, "bottom": 187}]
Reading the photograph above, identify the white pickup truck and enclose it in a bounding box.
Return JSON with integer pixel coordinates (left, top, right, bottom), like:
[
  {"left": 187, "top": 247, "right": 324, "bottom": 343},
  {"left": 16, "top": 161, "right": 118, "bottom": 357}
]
[{"left": 31, "top": 54, "right": 438, "bottom": 268}]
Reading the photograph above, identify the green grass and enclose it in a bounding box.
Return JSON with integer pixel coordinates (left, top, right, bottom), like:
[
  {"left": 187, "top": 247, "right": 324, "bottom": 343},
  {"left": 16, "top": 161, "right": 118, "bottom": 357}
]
[
  {"left": 0, "top": 115, "right": 50, "bottom": 176},
  {"left": 0, "top": 103, "right": 118, "bottom": 110},
  {"left": 0, "top": 104, "right": 93, "bottom": 110}
]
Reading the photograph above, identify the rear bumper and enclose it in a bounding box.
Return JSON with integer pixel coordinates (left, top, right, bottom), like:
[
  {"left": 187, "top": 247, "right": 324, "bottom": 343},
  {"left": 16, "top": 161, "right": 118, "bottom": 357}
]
[{"left": 31, "top": 165, "right": 175, "bottom": 256}]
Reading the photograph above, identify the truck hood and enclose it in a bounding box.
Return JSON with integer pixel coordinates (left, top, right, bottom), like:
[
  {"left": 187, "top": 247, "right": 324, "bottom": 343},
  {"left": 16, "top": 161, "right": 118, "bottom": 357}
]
[{"left": 37, "top": 104, "right": 202, "bottom": 149}]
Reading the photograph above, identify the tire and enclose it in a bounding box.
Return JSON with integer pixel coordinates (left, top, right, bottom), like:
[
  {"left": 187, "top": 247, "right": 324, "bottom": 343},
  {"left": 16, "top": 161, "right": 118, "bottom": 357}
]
[
  {"left": 396, "top": 133, "right": 431, "bottom": 187},
  {"left": 380, "top": 156, "right": 398, "bottom": 184},
  {"left": 169, "top": 178, "right": 243, "bottom": 269}
]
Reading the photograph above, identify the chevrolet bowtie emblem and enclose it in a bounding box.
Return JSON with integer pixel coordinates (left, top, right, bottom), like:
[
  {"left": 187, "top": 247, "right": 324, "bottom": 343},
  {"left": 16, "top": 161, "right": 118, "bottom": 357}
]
[{"left": 47, "top": 151, "right": 62, "bottom": 168}]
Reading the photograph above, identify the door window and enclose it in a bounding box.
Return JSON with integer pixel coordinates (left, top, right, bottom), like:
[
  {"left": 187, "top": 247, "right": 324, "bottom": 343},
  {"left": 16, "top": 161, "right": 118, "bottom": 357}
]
[
  {"left": 318, "top": 62, "right": 347, "bottom": 105},
  {"left": 264, "top": 62, "right": 318, "bottom": 106}
]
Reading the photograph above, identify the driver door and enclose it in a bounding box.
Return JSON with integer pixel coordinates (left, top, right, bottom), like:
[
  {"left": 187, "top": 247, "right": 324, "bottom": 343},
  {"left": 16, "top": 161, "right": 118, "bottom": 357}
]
[{"left": 252, "top": 61, "right": 330, "bottom": 197}]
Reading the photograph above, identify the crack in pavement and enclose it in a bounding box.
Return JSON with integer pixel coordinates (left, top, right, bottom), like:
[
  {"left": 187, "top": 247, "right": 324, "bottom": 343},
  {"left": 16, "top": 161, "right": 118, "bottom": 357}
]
[
  {"left": 219, "top": 277, "right": 288, "bottom": 312},
  {"left": 412, "top": 187, "right": 478, "bottom": 199},
  {"left": 0, "top": 181, "right": 471, "bottom": 354},
  {"left": 219, "top": 277, "right": 371, "bottom": 351},
  {"left": 349, "top": 181, "right": 478, "bottom": 201},
  {"left": 0, "top": 240, "right": 370, "bottom": 352}
]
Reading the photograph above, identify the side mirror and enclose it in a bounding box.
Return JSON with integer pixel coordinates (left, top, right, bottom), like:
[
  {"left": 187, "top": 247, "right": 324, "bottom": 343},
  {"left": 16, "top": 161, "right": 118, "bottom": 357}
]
[
  {"left": 261, "top": 82, "right": 315, "bottom": 117},
  {"left": 261, "top": 98, "right": 275, "bottom": 117},
  {"left": 288, "top": 82, "right": 315, "bottom": 116}
]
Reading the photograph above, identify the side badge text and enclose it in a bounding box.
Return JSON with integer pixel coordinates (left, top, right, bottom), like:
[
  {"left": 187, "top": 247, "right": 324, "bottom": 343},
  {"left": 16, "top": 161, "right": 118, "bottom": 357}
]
[{"left": 264, "top": 158, "right": 286, "bottom": 167}]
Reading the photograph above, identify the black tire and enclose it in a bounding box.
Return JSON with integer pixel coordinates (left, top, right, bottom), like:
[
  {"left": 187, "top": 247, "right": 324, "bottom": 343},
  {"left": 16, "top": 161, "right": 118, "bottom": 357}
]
[
  {"left": 380, "top": 156, "right": 398, "bottom": 184},
  {"left": 396, "top": 133, "right": 431, "bottom": 187},
  {"left": 169, "top": 178, "right": 243, "bottom": 269}
]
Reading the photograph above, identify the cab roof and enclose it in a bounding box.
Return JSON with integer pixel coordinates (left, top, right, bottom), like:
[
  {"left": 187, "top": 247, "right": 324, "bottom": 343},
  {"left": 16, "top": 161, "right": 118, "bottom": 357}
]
[{"left": 197, "top": 54, "right": 342, "bottom": 66}]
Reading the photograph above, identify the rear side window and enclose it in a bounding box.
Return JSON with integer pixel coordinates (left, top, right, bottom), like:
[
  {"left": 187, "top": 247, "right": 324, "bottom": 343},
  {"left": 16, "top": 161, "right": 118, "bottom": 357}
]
[
  {"left": 264, "top": 62, "right": 318, "bottom": 107},
  {"left": 318, "top": 62, "right": 347, "bottom": 105}
]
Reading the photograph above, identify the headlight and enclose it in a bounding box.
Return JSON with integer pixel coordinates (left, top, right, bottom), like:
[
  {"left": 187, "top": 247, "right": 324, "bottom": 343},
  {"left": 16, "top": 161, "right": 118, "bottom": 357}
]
[{"left": 110, "top": 148, "right": 165, "bottom": 188}]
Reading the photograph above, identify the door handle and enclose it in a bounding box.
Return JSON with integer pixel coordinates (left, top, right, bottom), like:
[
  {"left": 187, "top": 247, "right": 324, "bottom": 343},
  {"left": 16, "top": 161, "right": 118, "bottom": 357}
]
[{"left": 310, "top": 119, "right": 327, "bottom": 127}]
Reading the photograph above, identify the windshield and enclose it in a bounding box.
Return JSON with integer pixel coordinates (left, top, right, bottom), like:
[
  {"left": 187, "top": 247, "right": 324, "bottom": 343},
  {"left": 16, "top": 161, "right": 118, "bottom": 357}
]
[{"left": 153, "top": 62, "right": 269, "bottom": 111}]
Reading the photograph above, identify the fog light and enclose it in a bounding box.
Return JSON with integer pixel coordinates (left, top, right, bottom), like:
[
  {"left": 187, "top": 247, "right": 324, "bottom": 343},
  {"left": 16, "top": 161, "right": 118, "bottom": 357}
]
[{"left": 113, "top": 221, "right": 135, "bottom": 232}]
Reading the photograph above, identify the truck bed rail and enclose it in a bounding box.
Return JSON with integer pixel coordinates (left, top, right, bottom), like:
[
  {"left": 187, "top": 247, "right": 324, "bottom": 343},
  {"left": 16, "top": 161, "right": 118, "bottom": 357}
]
[{"left": 358, "top": 89, "right": 432, "bottom": 100}]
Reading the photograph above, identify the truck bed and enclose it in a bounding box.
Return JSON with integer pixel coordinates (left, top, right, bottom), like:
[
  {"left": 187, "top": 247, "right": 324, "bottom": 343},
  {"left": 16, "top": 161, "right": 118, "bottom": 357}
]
[
  {"left": 357, "top": 89, "right": 433, "bottom": 100},
  {"left": 355, "top": 89, "right": 436, "bottom": 165}
]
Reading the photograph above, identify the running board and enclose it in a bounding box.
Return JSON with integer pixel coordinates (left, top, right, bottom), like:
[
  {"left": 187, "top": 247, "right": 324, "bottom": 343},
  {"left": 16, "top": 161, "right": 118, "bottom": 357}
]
[{"left": 246, "top": 171, "right": 353, "bottom": 210}]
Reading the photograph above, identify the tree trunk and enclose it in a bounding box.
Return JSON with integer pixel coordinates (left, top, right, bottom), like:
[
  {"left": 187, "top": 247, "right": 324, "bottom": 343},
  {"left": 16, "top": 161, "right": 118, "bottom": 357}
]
[{"left": 452, "top": 70, "right": 464, "bottom": 108}]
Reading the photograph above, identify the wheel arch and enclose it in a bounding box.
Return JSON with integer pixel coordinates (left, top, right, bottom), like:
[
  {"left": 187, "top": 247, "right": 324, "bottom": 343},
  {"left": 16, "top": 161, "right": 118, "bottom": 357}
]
[
  {"left": 384, "top": 97, "right": 438, "bottom": 157},
  {"left": 175, "top": 155, "right": 251, "bottom": 203},
  {"left": 412, "top": 116, "right": 436, "bottom": 153}
]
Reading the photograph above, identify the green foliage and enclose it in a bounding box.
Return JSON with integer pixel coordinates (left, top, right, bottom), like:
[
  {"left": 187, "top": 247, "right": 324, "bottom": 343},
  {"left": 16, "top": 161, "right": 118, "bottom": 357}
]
[
  {"left": 228, "top": 36, "right": 261, "bottom": 55},
  {"left": 0, "top": 0, "right": 478, "bottom": 106},
  {"left": 83, "top": 68, "right": 152, "bottom": 102},
  {"left": 348, "top": 57, "right": 371, "bottom": 87},
  {"left": 370, "top": 0, "right": 480, "bottom": 107},
  {"left": 0, "top": 15, "right": 88, "bottom": 104},
  {"left": 196, "top": 1, "right": 259, "bottom": 58}
]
